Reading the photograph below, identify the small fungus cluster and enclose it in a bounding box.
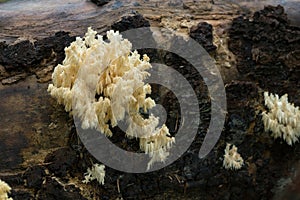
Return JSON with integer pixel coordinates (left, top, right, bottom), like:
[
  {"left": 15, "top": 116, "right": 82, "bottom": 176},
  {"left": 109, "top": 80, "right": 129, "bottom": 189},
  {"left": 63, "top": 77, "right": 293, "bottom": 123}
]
[{"left": 262, "top": 92, "right": 300, "bottom": 145}]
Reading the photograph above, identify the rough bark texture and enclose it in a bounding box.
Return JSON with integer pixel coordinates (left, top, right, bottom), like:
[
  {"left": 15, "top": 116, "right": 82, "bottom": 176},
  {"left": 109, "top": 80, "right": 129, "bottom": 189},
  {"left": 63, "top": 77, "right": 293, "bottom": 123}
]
[{"left": 228, "top": 5, "right": 300, "bottom": 104}]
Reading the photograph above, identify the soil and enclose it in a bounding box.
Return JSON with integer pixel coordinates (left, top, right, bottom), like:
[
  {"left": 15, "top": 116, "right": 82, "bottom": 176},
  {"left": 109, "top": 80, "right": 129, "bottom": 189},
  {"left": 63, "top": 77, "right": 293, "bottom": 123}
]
[{"left": 0, "top": 1, "right": 299, "bottom": 200}]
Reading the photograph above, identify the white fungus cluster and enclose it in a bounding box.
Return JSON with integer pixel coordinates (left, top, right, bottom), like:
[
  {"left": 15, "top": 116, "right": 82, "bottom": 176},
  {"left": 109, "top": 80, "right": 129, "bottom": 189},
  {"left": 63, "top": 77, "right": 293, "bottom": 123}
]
[
  {"left": 48, "top": 27, "right": 174, "bottom": 169},
  {"left": 223, "top": 143, "right": 244, "bottom": 170},
  {"left": 0, "top": 179, "right": 12, "bottom": 200},
  {"left": 262, "top": 92, "right": 300, "bottom": 145},
  {"left": 83, "top": 163, "right": 105, "bottom": 185}
]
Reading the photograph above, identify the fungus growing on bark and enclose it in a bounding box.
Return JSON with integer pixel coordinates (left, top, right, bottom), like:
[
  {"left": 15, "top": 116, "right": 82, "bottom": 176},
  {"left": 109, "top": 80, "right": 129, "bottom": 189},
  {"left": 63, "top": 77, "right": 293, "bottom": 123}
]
[
  {"left": 223, "top": 143, "right": 244, "bottom": 170},
  {"left": 48, "top": 27, "right": 174, "bottom": 169},
  {"left": 262, "top": 92, "right": 300, "bottom": 145},
  {"left": 0, "top": 179, "right": 12, "bottom": 200}
]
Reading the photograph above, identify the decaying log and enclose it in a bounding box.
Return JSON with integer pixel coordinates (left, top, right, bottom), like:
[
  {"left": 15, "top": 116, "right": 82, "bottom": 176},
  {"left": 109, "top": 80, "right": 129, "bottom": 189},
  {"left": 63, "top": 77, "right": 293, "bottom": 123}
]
[{"left": 0, "top": 0, "right": 300, "bottom": 199}]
